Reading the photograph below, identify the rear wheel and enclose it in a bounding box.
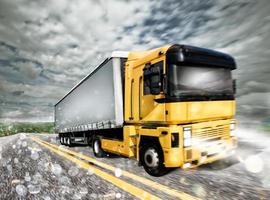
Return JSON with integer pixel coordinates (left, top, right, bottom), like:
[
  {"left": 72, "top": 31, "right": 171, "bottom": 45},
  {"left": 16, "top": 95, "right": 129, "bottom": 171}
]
[
  {"left": 92, "top": 136, "right": 105, "bottom": 158},
  {"left": 64, "top": 136, "right": 68, "bottom": 146},
  {"left": 67, "top": 137, "right": 70, "bottom": 146},
  {"left": 141, "top": 144, "right": 167, "bottom": 177},
  {"left": 60, "top": 136, "right": 64, "bottom": 145},
  {"left": 62, "top": 137, "right": 67, "bottom": 145},
  {"left": 66, "top": 135, "right": 73, "bottom": 147}
]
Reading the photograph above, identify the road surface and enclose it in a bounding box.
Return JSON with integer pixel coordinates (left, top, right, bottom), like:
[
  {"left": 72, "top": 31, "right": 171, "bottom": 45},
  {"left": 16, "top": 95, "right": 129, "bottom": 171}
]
[{"left": 0, "top": 129, "right": 270, "bottom": 199}]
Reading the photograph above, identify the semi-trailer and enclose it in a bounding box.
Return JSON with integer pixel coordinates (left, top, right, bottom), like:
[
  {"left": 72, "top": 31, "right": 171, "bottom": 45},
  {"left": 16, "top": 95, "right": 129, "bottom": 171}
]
[{"left": 55, "top": 44, "right": 237, "bottom": 176}]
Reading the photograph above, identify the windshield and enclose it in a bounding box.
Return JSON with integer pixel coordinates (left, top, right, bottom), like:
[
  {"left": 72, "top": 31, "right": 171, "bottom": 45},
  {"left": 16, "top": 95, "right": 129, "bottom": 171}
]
[{"left": 167, "top": 65, "right": 234, "bottom": 100}]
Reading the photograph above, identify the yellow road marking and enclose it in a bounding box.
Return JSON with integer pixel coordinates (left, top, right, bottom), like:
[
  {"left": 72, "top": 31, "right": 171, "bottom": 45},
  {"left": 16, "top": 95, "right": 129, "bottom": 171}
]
[
  {"left": 32, "top": 137, "right": 160, "bottom": 200},
  {"left": 34, "top": 137, "right": 200, "bottom": 200}
]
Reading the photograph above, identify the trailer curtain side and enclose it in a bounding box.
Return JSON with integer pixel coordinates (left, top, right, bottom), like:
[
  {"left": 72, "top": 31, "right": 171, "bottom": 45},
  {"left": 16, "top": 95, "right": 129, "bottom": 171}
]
[{"left": 55, "top": 57, "right": 124, "bottom": 133}]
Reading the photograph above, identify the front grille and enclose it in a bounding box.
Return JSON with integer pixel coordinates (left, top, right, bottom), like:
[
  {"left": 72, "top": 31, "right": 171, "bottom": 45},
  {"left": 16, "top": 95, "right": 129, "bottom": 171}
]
[{"left": 193, "top": 126, "right": 230, "bottom": 141}]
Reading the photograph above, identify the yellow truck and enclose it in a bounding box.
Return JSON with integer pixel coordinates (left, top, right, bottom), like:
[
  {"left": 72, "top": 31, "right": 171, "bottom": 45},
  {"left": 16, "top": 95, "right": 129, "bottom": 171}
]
[{"left": 55, "top": 44, "right": 237, "bottom": 176}]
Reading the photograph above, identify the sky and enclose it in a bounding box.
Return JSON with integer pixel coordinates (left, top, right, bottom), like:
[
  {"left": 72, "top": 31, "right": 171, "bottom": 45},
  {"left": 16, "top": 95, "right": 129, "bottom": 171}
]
[{"left": 0, "top": 0, "right": 270, "bottom": 123}]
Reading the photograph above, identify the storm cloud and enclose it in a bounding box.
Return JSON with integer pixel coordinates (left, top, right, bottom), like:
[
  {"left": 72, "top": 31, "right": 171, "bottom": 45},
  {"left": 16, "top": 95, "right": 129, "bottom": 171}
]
[{"left": 0, "top": 0, "right": 269, "bottom": 122}]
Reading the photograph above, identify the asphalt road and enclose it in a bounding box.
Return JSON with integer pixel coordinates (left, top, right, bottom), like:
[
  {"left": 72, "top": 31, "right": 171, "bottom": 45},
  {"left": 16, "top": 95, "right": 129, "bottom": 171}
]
[{"left": 0, "top": 129, "right": 270, "bottom": 200}]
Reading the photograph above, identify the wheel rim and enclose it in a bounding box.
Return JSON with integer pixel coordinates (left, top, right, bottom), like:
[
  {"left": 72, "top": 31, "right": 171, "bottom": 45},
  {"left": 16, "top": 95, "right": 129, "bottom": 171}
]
[
  {"left": 94, "top": 140, "right": 99, "bottom": 154},
  {"left": 144, "top": 148, "right": 159, "bottom": 168},
  {"left": 67, "top": 137, "right": 70, "bottom": 145}
]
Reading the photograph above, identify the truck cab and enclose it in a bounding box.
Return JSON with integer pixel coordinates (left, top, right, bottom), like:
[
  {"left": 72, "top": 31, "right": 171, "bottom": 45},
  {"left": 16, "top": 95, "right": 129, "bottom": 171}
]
[{"left": 118, "top": 44, "right": 237, "bottom": 176}]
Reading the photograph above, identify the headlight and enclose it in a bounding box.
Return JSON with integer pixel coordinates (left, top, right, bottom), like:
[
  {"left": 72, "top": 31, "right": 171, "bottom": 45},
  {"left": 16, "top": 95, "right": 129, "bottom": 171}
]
[
  {"left": 230, "top": 123, "right": 235, "bottom": 131},
  {"left": 184, "top": 138, "right": 192, "bottom": 147},
  {"left": 230, "top": 122, "right": 236, "bottom": 137},
  {"left": 183, "top": 127, "right": 191, "bottom": 138},
  {"left": 183, "top": 127, "right": 192, "bottom": 147}
]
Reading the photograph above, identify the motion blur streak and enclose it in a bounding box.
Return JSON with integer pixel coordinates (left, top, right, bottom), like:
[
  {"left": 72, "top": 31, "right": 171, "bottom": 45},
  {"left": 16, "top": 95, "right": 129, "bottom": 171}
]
[
  {"left": 31, "top": 137, "right": 161, "bottom": 200},
  {"left": 35, "top": 137, "right": 200, "bottom": 200}
]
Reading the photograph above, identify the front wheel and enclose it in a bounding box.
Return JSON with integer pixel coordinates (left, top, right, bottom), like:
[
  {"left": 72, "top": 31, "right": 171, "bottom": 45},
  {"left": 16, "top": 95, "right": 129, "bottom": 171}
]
[
  {"left": 92, "top": 136, "right": 106, "bottom": 158},
  {"left": 141, "top": 144, "right": 167, "bottom": 177}
]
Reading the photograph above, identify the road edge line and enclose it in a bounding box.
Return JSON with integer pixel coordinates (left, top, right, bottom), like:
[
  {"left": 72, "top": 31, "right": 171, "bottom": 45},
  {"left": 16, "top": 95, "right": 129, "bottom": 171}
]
[
  {"left": 35, "top": 137, "right": 200, "bottom": 200},
  {"left": 32, "top": 137, "right": 161, "bottom": 200}
]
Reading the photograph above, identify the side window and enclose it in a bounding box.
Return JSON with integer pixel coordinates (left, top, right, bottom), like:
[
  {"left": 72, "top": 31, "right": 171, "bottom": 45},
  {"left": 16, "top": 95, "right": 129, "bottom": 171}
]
[{"left": 143, "top": 61, "right": 163, "bottom": 95}]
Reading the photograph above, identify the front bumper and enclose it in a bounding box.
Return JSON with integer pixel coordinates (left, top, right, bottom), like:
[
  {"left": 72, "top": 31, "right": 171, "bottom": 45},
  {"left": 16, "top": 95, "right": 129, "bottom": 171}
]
[{"left": 182, "top": 136, "right": 237, "bottom": 168}]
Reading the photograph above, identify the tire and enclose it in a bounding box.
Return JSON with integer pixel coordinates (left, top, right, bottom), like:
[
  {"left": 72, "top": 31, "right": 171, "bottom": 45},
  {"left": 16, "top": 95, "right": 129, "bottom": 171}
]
[
  {"left": 63, "top": 137, "right": 67, "bottom": 145},
  {"left": 60, "top": 136, "right": 64, "bottom": 145},
  {"left": 66, "top": 135, "right": 73, "bottom": 147},
  {"left": 67, "top": 137, "right": 70, "bottom": 146},
  {"left": 141, "top": 144, "right": 167, "bottom": 177},
  {"left": 92, "top": 136, "right": 105, "bottom": 158}
]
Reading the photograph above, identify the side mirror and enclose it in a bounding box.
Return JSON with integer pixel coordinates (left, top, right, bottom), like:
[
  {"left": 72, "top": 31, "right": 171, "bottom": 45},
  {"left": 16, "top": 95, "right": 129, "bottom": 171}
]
[{"left": 233, "top": 79, "right": 236, "bottom": 94}]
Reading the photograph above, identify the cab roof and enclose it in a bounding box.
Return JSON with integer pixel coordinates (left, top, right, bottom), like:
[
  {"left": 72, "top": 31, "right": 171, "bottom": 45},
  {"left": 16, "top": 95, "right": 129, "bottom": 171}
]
[{"left": 127, "top": 44, "right": 236, "bottom": 70}]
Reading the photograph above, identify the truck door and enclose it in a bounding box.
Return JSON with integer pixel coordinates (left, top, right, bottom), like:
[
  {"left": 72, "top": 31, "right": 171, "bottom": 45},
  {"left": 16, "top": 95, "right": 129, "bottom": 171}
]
[{"left": 140, "top": 61, "right": 164, "bottom": 120}]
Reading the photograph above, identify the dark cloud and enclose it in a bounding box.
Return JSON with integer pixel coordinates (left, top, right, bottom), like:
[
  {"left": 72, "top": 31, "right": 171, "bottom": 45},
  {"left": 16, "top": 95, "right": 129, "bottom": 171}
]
[
  {"left": 12, "top": 91, "right": 24, "bottom": 96},
  {"left": 0, "top": 41, "right": 18, "bottom": 53},
  {"left": 0, "top": 0, "right": 269, "bottom": 122}
]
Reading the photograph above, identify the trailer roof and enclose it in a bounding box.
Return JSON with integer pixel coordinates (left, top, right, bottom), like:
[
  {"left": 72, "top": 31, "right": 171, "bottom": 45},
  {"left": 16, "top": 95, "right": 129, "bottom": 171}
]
[
  {"left": 111, "top": 51, "right": 129, "bottom": 58},
  {"left": 55, "top": 51, "right": 128, "bottom": 106}
]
